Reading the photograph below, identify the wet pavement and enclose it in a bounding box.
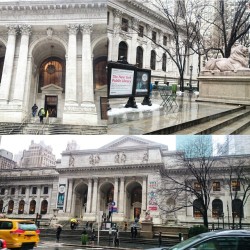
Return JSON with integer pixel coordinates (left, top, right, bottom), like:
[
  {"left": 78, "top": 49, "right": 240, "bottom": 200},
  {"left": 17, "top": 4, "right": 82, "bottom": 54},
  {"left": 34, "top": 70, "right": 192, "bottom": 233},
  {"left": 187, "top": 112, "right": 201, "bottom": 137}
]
[{"left": 107, "top": 90, "right": 240, "bottom": 135}]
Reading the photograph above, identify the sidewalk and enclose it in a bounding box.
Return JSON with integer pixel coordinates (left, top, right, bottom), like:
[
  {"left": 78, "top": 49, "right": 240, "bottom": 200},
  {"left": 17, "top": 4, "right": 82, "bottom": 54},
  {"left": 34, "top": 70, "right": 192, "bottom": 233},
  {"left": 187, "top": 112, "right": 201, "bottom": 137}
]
[{"left": 107, "top": 91, "right": 240, "bottom": 135}]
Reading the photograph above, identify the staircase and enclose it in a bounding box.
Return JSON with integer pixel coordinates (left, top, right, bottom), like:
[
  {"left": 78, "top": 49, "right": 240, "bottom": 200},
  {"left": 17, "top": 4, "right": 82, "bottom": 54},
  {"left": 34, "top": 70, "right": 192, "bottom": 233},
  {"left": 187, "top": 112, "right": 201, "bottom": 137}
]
[
  {"left": 146, "top": 106, "right": 250, "bottom": 135},
  {"left": 0, "top": 121, "right": 107, "bottom": 135}
]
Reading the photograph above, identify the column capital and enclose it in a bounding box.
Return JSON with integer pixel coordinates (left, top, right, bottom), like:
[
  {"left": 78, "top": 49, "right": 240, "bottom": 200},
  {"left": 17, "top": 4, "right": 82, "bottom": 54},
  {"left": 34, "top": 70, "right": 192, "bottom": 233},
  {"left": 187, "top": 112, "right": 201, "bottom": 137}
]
[
  {"left": 67, "top": 24, "right": 79, "bottom": 35},
  {"left": 113, "top": 9, "right": 123, "bottom": 19},
  {"left": 6, "top": 25, "right": 18, "bottom": 35},
  {"left": 80, "top": 24, "right": 92, "bottom": 34},
  {"left": 131, "top": 18, "right": 139, "bottom": 29},
  {"left": 19, "top": 24, "right": 32, "bottom": 36}
]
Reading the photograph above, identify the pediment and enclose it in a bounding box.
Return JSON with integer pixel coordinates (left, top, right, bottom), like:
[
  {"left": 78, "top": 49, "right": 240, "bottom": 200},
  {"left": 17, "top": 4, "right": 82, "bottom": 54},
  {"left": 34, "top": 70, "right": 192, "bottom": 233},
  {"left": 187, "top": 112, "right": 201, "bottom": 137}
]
[
  {"left": 99, "top": 136, "right": 166, "bottom": 150},
  {"left": 41, "top": 84, "right": 63, "bottom": 93}
]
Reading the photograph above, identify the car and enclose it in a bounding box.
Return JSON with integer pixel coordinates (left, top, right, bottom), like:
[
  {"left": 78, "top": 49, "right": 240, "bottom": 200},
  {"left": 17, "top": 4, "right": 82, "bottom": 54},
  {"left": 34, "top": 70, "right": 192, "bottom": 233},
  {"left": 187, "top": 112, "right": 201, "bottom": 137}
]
[
  {"left": 0, "top": 239, "right": 7, "bottom": 250},
  {"left": 0, "top": 219, "right": 40, "bottom": 249},
  {"left": 146, "top": 230, "right": 250, "bottom": 250}
]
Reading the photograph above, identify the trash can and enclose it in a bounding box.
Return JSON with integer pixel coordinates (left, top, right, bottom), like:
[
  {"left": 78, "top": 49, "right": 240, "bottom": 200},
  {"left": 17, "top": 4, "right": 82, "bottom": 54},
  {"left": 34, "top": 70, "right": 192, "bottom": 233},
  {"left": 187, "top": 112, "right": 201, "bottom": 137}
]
[{"left": 172, "top": 84, "right": 177, "bottom": 94}]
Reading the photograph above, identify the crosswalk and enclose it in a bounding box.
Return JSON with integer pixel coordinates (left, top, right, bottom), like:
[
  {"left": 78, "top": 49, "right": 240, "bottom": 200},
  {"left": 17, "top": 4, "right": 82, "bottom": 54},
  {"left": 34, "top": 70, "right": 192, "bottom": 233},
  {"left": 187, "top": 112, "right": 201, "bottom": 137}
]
[{"left": 35, "top": 241, "right": 104, "bottom": 249}]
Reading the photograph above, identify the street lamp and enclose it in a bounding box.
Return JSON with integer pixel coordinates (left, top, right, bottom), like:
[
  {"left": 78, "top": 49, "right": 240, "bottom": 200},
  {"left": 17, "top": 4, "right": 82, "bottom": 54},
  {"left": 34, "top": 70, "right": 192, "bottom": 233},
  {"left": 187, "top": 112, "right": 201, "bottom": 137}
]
[{"left": 189, "top": 65, "right": 193, "bottom": 92}]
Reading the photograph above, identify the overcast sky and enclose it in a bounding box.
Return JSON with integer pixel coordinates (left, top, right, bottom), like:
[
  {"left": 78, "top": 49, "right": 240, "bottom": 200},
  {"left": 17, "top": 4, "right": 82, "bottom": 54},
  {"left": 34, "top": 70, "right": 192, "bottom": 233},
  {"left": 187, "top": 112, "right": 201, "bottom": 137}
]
[{"left": 0, "top": 135, "right": 176, "bottom": 159}]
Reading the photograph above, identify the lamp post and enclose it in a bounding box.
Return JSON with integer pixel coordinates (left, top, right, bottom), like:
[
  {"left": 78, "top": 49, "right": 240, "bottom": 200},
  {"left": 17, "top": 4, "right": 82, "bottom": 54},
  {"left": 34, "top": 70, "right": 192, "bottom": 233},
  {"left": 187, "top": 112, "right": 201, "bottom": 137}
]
[
  {"left": 221, "top": 212, "right": 224, "bottom": 229},
  {"left": 189, "top": 65, "right": 193, "bottom": 92}
]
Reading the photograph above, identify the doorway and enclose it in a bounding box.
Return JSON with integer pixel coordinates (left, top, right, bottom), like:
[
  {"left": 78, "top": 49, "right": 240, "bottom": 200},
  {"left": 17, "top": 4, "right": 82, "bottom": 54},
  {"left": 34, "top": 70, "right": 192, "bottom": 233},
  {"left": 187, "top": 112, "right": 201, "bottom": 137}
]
[{"left": 45, "top": 95, "right": 58, "bottom": 117}]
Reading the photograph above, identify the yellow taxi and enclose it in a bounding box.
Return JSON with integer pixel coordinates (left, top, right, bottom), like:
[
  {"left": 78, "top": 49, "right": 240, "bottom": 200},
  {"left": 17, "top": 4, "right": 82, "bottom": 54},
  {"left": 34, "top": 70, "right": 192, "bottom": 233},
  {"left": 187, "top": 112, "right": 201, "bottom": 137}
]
[{"left": 0, "top": 219, "right": 40, "bottom": 249}]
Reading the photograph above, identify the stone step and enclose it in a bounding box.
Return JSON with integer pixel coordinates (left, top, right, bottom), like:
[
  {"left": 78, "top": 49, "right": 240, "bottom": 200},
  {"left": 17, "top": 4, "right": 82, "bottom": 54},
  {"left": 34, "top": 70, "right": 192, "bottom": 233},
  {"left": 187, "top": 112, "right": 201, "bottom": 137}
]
[
  {"left": 174, "top": 108, "right": 250, "bottom": 135},
  {"left": 145, "top": 105, "right": 247, "bottom": 135}
]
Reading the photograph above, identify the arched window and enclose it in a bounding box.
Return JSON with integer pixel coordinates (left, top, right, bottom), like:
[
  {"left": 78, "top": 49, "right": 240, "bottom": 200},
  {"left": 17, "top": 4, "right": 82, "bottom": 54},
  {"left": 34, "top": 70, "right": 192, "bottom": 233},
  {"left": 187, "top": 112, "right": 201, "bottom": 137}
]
[
  {"left": 131, "top": 187, "right": 142, "bottom": 205},
  {"left": 0, "top": 57, "right": 4, "bottom": 83},
  {"left": 106, "top": 187, "right": 114, "bottom": 204},
  {"left": 212, "top": 199, "right": 223, "bottom": 218},
  {"left": 7, "top": 200, "right": 14, "bottom": 214},
  {"left": 41, "top": 200, "right": 48, "bottom": 215},
  {"left": 136, "top": 46, "right": 143, "bottom": 68},
  {"left": 18, "top": 200, "right": 25, "bottom": 214},
  {"left": 193, "top": 199, "right": 203, "bottom": 218},
  {"left": 118, "top": 42, "right": 128, "bottom": 61},
  {"left": 93, "top": 56, "right": 107, "bottom": 90},
  {"left": 150, "top": 50, "right": 156, "bottom": 70},
  {"left": 38, "top": 57, "right": 65, "bottom": 93},
  {"left": 162, "top": 53, "right": 167, "bottom": 71},
  {"left": 29, "top": 200, "right": 36, "bottom": 214},
  {"left": 0, "top": 200, "right": 3, "bottom": 213},
  {"left": 232, "top": 199, "right": 244, "bottom": 218}
]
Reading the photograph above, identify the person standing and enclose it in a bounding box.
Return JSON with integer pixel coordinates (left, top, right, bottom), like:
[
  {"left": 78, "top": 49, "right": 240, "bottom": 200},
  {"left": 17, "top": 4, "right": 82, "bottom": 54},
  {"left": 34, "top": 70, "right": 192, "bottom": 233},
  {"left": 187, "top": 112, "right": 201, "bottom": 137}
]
[
  {"left": 158, "top": 232, "right": 162, "bottom": 247},
  {"left": 131, "top": 226, "right": 134, "bottom": 238},
  {"left": 90, "top": 229, "right": 96, "bottom": 246},
  {"left": 134, "top": 226, "right": 137, "bottom": 238},
  {"left": 81, "top": 229, "right": 89, "bottom": 245},
  {"left": 31, "top": 104, "right": 38, "bottom": 117},
  {"left": 56, "top": 225, "right": 62, "bottom": 243},
  {"left": 114, "top": 229, "right": 119, "bottom": 247}
]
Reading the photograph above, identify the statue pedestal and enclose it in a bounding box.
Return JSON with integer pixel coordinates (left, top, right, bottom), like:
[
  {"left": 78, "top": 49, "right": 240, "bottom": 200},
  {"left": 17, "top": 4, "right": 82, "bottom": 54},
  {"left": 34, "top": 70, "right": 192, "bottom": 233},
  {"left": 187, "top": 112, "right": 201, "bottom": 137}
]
[
  {"left": 198, "top": 71, "right": 250, "bottom": 105},
  {"left": 140, "top": 221, "right": 153, "bottom": 238}
]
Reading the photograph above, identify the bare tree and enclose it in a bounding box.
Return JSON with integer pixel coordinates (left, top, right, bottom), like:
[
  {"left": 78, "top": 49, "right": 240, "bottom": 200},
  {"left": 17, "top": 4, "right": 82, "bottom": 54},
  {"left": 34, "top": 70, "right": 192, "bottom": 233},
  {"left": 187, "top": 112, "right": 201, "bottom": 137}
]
[{"left": 157, "top": 135, "right": 228, "bottom": 228}]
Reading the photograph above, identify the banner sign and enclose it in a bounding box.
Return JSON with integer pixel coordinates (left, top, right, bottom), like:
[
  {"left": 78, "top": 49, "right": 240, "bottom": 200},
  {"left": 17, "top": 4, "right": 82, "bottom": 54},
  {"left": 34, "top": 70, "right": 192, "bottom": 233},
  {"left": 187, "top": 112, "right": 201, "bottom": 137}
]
[
  {"left": 57, "top": 184, "right": 66, "bottom": 210},
  {"left": 108, "top": 62, "right": 151, "bottom": 98}
]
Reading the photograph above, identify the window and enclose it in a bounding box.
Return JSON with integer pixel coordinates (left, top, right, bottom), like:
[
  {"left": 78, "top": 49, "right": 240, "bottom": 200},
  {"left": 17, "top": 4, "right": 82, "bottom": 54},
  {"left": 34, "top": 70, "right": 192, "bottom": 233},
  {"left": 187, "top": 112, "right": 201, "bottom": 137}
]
[
  {"left": 162, "top": 53, "right": 166, "bottom": 71},
  {"left": 232, "top": 199, "right": 243, "bottom": 218},
  {"left": 41, "top": 200, "right": 48, "bottom": 215},
  {"left": 131, "top": 187, "right": 142, "bottom": 205},
  {"left": 32, "top": 187, "right": 37, "bottom": 195},
  {"left": 118, "top": 41, "right": 128, "bottom": 61},
  {"left": 163, "top": 35, "right": 167, "bottom": 46},
  {"left": 212, "top": 199, "right": 223, "bottom": 218},
  {"left": 107, "top": 11, "right": 110, "bottom": 26},
  {"left": 0, "top": 188, "right": 5, "bottom": 195},
  {"left": 152, "top": 31, "right": 157, "bottom": 42},
  {"left": 150, "top": 50, "right": 156, "bottom": 70},
  {"left": 18, "top": 200, "right": 25, "bottom": 214},
  {"left": 10, "top": 188, "right": 15, "bottom": 195},
  {"left": 29, "top": 200, "right": 36, "bottom": 214},
  {"left": 121, "top": 18, "right": 129, "bottom": 32},
  {"left": 0, "top": 57, "right": 4, "bottom": 83},
  {"left": 193, "top": 199, "right": 203, "bottom": 218},
  {"left": 213, "top": 181, "right": 221, "bottom": 191},
  {"left": 231, "top": 180, "right": 240, "bottom": 191},
  {"left": 21, "top": 187, "right": 26, "bottom": 195},
  {"left": 139, "top": 25, "right": 144, "bottom": 37},
  {"left": 7, "top": 200, "right": 14, "bottom": 214},
  {"left": 0, "top": 200, "right": 3, "bottom": 212},
  {"left": 136, "top": 46, "right": 143, "bottom": 68},
  {"left": 43, "top": 187, "right": 49, "bottom": 195},
  {"left": 194, "top": 182, "right": 202, "bottom": 191}
]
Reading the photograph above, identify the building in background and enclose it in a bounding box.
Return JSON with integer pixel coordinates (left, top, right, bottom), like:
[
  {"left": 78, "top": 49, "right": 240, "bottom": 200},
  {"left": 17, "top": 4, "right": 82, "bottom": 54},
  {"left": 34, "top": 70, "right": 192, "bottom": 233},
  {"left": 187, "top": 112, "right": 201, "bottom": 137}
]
[
  {"left": 0, "top": 149, "right": 16, "bottom": 169},
  {"left": 20, "top": 140, "right": 56, "bottom": 168}
]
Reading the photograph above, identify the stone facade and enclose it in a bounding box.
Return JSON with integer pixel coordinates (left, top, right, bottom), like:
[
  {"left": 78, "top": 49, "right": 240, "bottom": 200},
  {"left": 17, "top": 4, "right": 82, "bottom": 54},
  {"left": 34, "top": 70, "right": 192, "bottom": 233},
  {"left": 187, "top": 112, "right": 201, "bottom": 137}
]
[
  {"left": 0, "top": 0, "right": 107, "bottom": 125},
  {"left": 0, "top": 136, "right": 250, "bottom": 228}
]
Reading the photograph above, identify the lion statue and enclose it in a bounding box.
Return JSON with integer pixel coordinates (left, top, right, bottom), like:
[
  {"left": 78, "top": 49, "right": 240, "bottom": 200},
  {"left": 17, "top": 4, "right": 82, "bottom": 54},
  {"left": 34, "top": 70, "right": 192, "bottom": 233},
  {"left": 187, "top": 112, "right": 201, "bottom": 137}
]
[{"left": 205, "top": 45, "right": 250, "bottom": 72}]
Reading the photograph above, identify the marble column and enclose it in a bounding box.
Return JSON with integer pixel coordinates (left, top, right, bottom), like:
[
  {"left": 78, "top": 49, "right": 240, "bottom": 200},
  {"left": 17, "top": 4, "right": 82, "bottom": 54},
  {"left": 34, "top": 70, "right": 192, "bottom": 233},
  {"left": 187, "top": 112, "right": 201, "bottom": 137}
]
[
  {"left": 112, "top": 9, "right": 123, "bottom": 61},
  {"left": 35, "top": 186, "right": 41, "bottom": 213},
  {"left": 130, "top": 18, "right": 139, "bottom": 65},
  {"left": 91, "top": 178, "right": 98, "bottom": 214},
  {"left": 118, "top": 177, "right": 125, "bottom": 213},
  {"left": 142, "top": 176, "right": 147, "bottom": 211},
  {"left": 14, "top": 187, "right": 19, "bottom": 213},
  {"left": 66, "top": 179, "right": 73, "bottom": 213},
  {"left": 65, "top": 24, "right": 78, "bottom": 106},
  {"left": 25, "top": 186, "right": 30, "bottom": 214},
  {"left": 145, "top": 25, "right": 152, "bottom": 69},
  {"left": 80, "top": 24, "right": 94, "bottom": 104},
  {"left": 0, "top": 25, "right": 17, "bottom": 103},
  {"left": 114, "top": 178, "right": 119, "bottom": 205},
  {"left": 86, "top": 178, "right": 92, "bottom": 213},
  {"left": 12, "top": 24, "right": 31, "bottom": 104}
]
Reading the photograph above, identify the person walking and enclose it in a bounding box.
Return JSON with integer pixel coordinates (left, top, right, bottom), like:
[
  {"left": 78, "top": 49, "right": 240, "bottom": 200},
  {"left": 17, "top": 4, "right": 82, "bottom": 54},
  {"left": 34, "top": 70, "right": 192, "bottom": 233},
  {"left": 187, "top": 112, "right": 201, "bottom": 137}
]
[
  {"left": 31, "top": 104, "right": 38, "bottom": 117},
  {"left": 134, "top": 226, "right": 137, "bottom": 238},
  {"left": 81, "top": 229, "right": 89, "bottom": 245},
  {"left": 131, "top": 226, "right": 134, "bottom": 238},
  {"left": 38, "top": 107, "right": 45, "bottom": 123},
  {"left": 90, "top": 229, "right": 96, "bottom": 246},
  {"left": 56, "top": 225, "right": 62, "bottom": 243},
  {"left": 114, "top": 229, "right": 119, "bottom": 247}
]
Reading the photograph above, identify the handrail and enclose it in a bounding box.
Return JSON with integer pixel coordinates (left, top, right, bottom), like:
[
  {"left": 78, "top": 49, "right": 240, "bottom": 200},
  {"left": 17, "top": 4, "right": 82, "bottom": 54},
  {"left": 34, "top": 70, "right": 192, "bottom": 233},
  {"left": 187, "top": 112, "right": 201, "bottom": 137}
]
[
  {"left": 8, "top": 113, "right": 31, "bottom": 135},
  {"left": 36, "top": 116, "right": 50, "bottom": 135}
]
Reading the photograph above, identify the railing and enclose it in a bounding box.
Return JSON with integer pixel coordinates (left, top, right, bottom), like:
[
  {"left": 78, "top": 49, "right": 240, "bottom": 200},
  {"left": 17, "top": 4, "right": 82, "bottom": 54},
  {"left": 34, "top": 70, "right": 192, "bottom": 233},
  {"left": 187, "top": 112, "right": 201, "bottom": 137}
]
[{"left": 8, "top": 113, "right": 31, "bottom": 134}]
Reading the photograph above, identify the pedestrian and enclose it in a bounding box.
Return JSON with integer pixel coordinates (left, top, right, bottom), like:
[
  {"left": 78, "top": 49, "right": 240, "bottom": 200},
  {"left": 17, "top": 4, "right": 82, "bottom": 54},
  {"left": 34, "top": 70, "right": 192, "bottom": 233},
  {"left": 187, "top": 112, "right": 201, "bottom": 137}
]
[
  {"left": 31, "top": 104, "right": 38, "bottom": 117},
  {"left": 158, "top": 232, "right": 162, "bottom": 247},
  {"left": 131, "top": 226, "right": 134, "bottom": 238},
  {"left": 85, "top": 221, "right": 89, "bottom": 230},
  {"left": 56, "top": 225, "right": 62, "bottom": 243},
  {"left": 90, "top": 229, "right": 96, "bottom": 246},
  {"left": 81, "top": 229, "right": 89, "bottom": 245},
  {"left": 134, "top": 226, "right": 137, "bottom": 238},
  {"left": 114, "top": 228, "right": 119, "bottom": 247},
  {"left": 38, "top": 107, "right": 45, "bottom": 123}
]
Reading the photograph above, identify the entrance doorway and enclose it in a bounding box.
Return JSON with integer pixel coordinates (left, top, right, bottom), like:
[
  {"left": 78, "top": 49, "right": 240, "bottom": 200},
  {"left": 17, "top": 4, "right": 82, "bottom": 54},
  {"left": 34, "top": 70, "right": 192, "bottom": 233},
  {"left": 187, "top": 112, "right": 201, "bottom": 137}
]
[{"left": 45, "top": 95, "right": 58, "bottom": 117}]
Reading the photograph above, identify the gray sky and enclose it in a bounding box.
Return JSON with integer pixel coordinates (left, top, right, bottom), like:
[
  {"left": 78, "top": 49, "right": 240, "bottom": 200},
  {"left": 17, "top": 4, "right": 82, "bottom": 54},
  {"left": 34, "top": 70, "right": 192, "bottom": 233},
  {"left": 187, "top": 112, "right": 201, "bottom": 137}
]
[{"left": 0, "top": 135, "right": 176, "bottom": 159}]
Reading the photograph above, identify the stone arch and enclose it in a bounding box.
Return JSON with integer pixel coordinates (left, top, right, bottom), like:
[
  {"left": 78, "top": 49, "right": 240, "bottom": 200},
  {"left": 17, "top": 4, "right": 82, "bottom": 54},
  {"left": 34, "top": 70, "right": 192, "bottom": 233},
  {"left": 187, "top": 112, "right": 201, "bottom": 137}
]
[
  {"left": 74, "top": 180, "right": 88, "bottom": 218},
  {"left": 99, "top": 181, "right": 114, "bottom": 220},
  {"left": 125, "top": 180, "right": 142, "bottom": 221},
  {"left": 29, "top": 200, "right": 36, "bottom": 214},
  {"left": 0, "top": 41, "right": 6, "bottom": 82},
  {"left": 118, "top": 41, "right": 128, "bottom": 61},
  {"left": 18, "top": 200, "right": 25, "bottom": 214},
  {"left": 41, "top": 200, "right": 48, "bottom": 215},
  {"left": 7, "top": 200, "right": 14, "bottom": 214},
  {"left": 92, "top": 35, "right": 107, "bottom": 90},
  {"left": 212, "top": 199, "right": 223, "bottom": 218}
]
